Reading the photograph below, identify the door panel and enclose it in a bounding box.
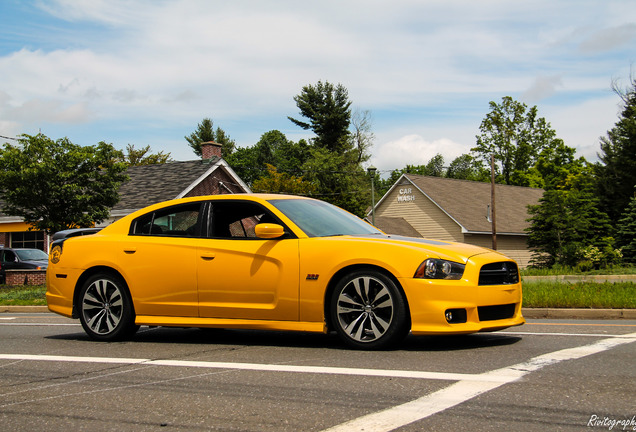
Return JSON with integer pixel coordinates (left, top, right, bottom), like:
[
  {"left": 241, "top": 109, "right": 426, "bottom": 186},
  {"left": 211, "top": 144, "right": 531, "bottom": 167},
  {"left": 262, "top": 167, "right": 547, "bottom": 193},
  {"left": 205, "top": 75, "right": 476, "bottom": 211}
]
[
  {"left": 197, "top": 238, "right": 299, "bottom": 320},
  {"left": 119, "top": 236, "right": 199, "bottom": 317},
  {"left": 122, "top": 201, "right": 204, "bottom": 317}
]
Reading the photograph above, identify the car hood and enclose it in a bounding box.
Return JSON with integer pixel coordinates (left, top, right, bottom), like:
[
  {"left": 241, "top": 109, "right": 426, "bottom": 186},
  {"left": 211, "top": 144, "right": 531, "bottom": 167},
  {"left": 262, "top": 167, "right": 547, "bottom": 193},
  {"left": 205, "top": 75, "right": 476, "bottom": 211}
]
[
  {"left": 344, "top": 234, "right": 497, "bottom": 263},
  {"left": 21, "top": 260, "right": 49, "bottom": 268}
]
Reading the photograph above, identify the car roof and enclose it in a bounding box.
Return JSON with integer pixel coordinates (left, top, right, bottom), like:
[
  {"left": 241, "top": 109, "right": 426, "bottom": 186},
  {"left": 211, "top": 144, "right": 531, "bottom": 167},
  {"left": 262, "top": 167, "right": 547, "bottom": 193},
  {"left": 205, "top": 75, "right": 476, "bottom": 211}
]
[{"left": 136, "top": 193, "right": 313, "bottom": 209}]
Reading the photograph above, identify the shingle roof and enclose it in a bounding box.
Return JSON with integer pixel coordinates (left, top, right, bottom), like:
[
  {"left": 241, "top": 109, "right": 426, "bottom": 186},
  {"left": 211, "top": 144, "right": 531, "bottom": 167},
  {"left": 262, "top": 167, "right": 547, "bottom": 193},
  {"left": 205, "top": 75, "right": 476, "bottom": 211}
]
[
  {"left": 112, "top": 159, "right": 218, "bottom": 211},
  {"left": 373, "top": 216, "right": 422, "bottom": 237},
  {"left": 402, "top": 174, "right": 544, "bottom": 234}
]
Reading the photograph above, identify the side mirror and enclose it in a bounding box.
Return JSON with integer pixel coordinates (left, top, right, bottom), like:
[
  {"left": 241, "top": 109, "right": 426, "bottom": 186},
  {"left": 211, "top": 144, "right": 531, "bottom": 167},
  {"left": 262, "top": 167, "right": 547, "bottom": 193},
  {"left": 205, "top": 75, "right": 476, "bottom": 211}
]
[{"left": 254, "top": 223, "right": 285, "bottom": 239}]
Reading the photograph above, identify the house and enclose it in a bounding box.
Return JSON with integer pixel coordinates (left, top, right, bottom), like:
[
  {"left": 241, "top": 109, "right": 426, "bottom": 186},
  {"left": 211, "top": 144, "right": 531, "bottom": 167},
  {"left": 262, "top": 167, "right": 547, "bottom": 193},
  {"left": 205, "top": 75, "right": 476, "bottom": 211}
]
[
  {"left": 0, "top": 141, "right": 250, "bottom": 251},
  {"left": 370, "top": 174, "right": 544, "bottom": 268}
]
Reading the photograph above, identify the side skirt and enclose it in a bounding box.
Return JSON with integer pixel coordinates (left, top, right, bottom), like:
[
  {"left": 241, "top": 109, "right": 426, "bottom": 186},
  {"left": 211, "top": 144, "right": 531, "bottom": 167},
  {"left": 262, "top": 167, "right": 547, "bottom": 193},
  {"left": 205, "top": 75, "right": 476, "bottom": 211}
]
[{"left": 135, "top": 315, "right": 327, "bottom": 333}]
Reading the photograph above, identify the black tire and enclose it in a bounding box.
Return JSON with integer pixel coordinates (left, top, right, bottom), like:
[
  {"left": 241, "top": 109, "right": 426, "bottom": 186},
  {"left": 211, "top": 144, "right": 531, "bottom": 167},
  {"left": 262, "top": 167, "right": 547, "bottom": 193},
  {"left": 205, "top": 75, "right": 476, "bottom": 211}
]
[
  {"left": 78, "top": 273, "right": 139, "bottom": 341},
  {"left": 330, "top": 270, "right": 409, "bottom": 350}
]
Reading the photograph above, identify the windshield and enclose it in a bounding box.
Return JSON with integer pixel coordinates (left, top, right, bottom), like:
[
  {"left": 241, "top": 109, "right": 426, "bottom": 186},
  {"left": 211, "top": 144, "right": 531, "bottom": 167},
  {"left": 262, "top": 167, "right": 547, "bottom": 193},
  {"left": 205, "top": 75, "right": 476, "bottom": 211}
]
[
  {"left": 15, "top": 249, "right": 48, "bottom": 261},
  {"left": 269, "top": 198, "right": 381, "bottom": 238}
]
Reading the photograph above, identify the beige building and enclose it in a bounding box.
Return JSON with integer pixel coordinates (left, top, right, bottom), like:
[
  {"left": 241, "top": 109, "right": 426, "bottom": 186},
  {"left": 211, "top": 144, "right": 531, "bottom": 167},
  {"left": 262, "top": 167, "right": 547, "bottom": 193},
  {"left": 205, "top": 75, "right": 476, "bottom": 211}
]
[{"left": 370, "top": 174, "right": 544, "bottom": 268}]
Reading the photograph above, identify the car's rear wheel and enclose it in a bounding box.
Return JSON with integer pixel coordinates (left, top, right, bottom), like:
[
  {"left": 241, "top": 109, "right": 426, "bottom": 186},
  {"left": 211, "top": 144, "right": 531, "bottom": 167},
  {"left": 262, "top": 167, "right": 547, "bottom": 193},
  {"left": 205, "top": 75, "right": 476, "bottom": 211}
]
[
  {"left": 78, "top": 273, "right": 138, "bottom": 341},
  {"left": 330, "top": 270, "right": 409, "bottom": 350}
]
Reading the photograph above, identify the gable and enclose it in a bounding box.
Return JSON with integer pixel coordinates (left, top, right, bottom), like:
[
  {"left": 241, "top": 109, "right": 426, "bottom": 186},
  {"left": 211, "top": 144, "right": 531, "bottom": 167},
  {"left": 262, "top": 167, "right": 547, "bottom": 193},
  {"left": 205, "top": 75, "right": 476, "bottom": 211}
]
[
  {"left": 375, "top": 174, "right": 543, "bottom": 235},
  {"left": 112, "top": 158, "right": 250, "bottom": 212}
]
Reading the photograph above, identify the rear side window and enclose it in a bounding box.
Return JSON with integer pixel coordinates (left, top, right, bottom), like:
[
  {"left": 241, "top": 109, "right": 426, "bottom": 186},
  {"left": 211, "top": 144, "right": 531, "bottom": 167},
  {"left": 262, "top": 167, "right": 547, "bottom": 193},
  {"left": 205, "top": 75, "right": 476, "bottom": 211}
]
[{"left": 130, "top": 202, "right": 203, "bottom": 237}]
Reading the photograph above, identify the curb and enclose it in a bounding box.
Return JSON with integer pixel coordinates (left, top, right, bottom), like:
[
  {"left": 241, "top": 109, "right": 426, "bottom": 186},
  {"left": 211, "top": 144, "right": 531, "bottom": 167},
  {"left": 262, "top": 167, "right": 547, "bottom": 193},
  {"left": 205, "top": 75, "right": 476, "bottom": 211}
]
[
  {"left": 521, "top": 308, "right": 636, "bottom": 320},
  {"left": 1, "top": 306, "right": 635, "bottom": 320},
  {"left": 0, "top": 306, "right": 50, "bottom": 313}
]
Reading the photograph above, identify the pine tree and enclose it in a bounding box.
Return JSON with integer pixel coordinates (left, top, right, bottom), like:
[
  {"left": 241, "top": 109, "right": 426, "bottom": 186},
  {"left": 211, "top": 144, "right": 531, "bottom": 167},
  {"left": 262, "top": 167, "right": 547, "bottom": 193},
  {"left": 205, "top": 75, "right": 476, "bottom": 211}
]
[
  {"left": 288, "top": 80, "right": 352, "bottom": 152},
  {"left": 616, "top": 196, "right": 636, "bottom": 263},
  {"left": 596, "top": 78, "right": 636, "bottom": 222},
  {"left": 185, "top": 118, "right": 235, "bottom": 157}
]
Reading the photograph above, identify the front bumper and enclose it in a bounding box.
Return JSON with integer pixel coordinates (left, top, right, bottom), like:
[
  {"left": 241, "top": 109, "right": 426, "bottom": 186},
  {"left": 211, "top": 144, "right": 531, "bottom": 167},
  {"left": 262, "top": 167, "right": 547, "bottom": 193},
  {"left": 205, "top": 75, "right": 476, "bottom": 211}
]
[
  {"left": 45, "top": 266, "right": 81, "bottom": 318},
  {"left": 400, "top": 255, "right": 525, "bottom": 335}
]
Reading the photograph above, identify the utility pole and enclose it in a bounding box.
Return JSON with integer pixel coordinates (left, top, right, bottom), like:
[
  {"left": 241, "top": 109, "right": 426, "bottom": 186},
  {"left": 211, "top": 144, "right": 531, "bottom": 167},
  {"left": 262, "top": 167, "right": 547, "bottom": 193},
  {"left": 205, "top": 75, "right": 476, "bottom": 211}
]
[
  {"left": 367, "top": 166, "right": 377, "bottom": 225},
  {"left": 490, "top": 154, "right": 497, "bottom": 250}
]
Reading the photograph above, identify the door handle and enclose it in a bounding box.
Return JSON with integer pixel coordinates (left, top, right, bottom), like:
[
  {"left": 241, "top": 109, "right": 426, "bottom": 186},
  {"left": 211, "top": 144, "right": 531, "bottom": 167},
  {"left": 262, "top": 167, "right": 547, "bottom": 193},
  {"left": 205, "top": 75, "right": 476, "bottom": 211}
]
[
  {"left": 123, "top": 247, "right": 137, "bottom": 254},
  {"left": 201, "top": 253, "right": 216, "bottom": 261}
]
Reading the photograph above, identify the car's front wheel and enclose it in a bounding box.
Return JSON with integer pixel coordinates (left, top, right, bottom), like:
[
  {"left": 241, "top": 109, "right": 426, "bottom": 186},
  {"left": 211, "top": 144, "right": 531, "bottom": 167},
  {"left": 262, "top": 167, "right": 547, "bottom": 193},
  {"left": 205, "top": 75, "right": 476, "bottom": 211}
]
[
  {"left": 330, "top": 270, "right": 409, "bottom": 350},
  {"left": 78, "top": 273, "right": 139, "bottom": 341}
]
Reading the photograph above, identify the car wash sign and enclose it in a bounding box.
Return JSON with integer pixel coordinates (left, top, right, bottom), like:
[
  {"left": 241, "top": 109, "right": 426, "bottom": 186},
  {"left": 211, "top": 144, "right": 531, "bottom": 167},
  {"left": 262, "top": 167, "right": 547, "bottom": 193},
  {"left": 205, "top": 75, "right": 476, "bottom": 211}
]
[{"left": 397, "top": 187, "right": 415, "bottom": 203}]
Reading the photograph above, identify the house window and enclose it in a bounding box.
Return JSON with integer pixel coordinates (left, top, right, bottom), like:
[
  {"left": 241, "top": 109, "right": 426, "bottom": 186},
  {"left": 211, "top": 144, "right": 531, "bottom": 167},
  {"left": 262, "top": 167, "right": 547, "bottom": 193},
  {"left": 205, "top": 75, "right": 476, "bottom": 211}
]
[{"left": 11, "top": 231, "right": 46, "bottom": 251}]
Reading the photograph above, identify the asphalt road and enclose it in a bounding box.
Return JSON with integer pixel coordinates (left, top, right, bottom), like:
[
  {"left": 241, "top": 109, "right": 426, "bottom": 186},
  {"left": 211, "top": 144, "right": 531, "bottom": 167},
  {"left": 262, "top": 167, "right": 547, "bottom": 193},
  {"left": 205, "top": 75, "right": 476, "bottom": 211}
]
[{"left": 1, "top": 313, "right": 635, "bottom": 432}]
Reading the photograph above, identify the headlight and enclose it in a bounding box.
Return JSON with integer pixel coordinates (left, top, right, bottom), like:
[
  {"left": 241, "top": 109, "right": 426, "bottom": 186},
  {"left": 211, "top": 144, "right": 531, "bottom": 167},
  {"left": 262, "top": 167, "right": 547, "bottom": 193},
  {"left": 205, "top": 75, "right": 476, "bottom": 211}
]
[{"left": 414, "top": 258, "right": 465, "bottom": 280}]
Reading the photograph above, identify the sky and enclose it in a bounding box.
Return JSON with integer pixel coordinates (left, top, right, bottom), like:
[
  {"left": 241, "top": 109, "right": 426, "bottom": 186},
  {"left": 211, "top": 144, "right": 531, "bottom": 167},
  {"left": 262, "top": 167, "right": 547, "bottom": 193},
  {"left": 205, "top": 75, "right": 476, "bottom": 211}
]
[{"left": 1, "top": 0, "right": 635, "bottom": 176}]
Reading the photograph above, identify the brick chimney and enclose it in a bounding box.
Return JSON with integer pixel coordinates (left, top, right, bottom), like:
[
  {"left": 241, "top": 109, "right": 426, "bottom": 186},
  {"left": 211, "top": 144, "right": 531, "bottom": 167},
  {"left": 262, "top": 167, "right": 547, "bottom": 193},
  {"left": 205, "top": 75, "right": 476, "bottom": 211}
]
[{"left": 201, "top": 141, "right": 222, "bottom": 159}]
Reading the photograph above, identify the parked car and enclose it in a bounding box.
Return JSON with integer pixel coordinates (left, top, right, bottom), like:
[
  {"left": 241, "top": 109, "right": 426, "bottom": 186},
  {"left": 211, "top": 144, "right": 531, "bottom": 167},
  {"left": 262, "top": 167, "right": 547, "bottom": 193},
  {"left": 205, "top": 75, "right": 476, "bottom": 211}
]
[
  {"left": 0, "top": 247, "right": 49, "bottom": 284},
  {"left": 46, "top": 194, "right": 524, "bottom": 349}
]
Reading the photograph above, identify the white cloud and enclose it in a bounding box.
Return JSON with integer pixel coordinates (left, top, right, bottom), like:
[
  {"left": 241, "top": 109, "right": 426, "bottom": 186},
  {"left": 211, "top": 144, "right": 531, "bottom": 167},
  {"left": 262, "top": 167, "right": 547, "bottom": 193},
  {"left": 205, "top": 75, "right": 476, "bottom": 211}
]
[
  {"left": 370, "top": 135, "right": 466, "bottom": 174},
  {"left": 522, "top": 75, "right": 564, "bottom": 103},
  {"left": 579, "top": 23, "right": 636, "bottom": 53}
]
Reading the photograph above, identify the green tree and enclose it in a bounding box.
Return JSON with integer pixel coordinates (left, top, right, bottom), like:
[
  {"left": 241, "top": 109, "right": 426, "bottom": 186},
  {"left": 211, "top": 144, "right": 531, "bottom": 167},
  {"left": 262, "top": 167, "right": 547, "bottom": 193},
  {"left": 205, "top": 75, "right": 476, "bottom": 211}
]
[
  {"left": 0, "top": 134, "right": 128, "bottom": 233},
  {"left": 616, "top": 195, "right": 636, "bottom": 263},
  {"left": 224, "top": 146, "right": 259, "bottom": 186},
  {"left": 301, "top": 147, "right": 369, "bottom": 216},
  {"left": 424, "top": 154, "right": 445, "bottom": 177},
  {"left": 252, "top": 164, "right": 317, "bottom": 196},
  {"left": 473, "top": 96, "right": 563, "bottom": 185},
  {"left": 185, "top": 118, "right": 236, "bottom": 158},
  {"left": 224, "top": 131, "right": 311, "bottom": 187},
  {"left": 526, "top": 162, "right": 614, "bottom": 268},
  {"left": 252, "top": 130, "right": 310, "bottom": 173},
  {"left": 286, "top": 82, "right": 375, "bottom": 215},
  {"left": 120, "top": 144, "right": 171, "bottom": 166},
  {"left": 596, "top": 78, "right": 636, "bottom": 222},
  {"left": 446, "top": 154, "right": 488, "bottom": 181},
  {"left": 288, "top": 80, "right": 352, "bottom": 152},
  {"left": 527, "top": 140, "right": 587, "bottom": 189},
  {"left": 526, "top": 188, "right": 614, "bottom": 268}
]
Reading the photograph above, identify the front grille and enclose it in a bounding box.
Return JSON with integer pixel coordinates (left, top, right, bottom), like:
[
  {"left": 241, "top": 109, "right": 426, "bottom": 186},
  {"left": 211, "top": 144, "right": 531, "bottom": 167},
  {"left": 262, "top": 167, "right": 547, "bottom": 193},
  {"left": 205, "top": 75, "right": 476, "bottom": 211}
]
[
  {"left": 478, "top": 304, "right": 516, "bottom": 321},
  {"left": 478, "top": 261, "right": 519, "bottom": 285}
]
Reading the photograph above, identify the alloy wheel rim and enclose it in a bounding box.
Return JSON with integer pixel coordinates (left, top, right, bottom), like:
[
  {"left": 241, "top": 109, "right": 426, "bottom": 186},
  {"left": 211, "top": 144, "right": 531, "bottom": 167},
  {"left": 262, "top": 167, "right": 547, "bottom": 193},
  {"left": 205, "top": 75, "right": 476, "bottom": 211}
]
[
  {"left": 82, "top": 279, "right": 123, "bottom": 335},
  {"left": 336, "top": 276, "right": 394, "bottom": 343}
]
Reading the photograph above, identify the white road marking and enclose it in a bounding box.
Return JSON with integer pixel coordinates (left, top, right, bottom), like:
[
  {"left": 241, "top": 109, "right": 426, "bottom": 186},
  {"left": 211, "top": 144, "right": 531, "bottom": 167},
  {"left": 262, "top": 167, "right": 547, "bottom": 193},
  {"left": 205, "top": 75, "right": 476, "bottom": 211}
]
[
  {"left": 500, "top": 331, "right": 635, "bottom": 338},
  {"left": 320, "top": 332, "right": 636, "bottom": 432},
  {"left": 0, "top": 354, "right": 514, "bottom": 383},
  {"left": 0, "top": 317, "right": 17, "bottom": 320},
  {"left": 0, "top": 323, "right": 79, "bottom": 326}
]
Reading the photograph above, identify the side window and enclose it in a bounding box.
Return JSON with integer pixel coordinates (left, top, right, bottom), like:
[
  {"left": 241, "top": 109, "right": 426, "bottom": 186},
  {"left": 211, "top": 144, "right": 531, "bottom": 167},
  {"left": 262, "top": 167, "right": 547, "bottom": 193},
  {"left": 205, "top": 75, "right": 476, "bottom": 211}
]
[
  {"left": 3, "top": 250, "right": 17, "bottom": 262},
  {"left": 210, "top": 201, "right": 279, "bottom": 239},
  {"left": 130, "top": 202, "right": 202, "bottom": 237}
]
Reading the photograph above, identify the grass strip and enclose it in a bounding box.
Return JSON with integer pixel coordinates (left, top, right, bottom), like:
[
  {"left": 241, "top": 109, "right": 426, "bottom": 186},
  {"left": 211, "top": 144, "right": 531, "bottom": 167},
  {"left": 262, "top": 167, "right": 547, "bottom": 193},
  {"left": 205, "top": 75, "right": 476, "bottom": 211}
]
[
  {"left": 0, "top": 285, "right": 47, "bottom": 306},
  {"left": 521, "top": 265, "right": 636, "bottom": 276},
  {"left": 522, "top": 282, "right": 636, "bottom": 309}
]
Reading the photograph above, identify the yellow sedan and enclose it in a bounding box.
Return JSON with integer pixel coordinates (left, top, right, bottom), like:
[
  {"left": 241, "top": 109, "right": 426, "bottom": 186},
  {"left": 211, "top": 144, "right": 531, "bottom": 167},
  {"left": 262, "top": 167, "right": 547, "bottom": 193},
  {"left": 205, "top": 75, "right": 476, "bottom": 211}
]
[{"left": 46, "top": 194, "right": 524, "bottom": 349}]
